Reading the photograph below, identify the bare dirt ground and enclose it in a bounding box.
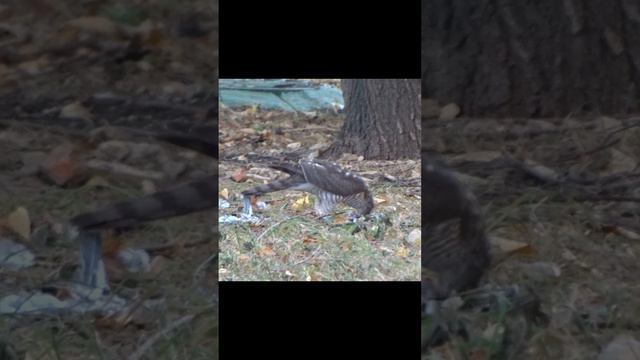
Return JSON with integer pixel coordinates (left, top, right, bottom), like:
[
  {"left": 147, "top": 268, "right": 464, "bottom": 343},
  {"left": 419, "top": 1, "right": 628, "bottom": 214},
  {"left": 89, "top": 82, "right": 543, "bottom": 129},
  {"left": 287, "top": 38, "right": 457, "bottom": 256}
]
[
  {"left": 0, "top": 1, "right": 217, "bottom": 359},
  {"left": 218, "top": 106, "right": 421, "bottom": 281},
  {"left": 423, "top": 115, "right": 640, "bottom": 359}
]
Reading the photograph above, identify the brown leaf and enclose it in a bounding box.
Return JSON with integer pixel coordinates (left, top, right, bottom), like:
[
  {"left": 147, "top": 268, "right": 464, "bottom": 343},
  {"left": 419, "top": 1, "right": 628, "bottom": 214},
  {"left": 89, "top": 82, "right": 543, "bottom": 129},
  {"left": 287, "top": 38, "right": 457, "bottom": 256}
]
[
  {"left": 231, "top": 167, "right": 247, "bottom": 182},
  {"left": 302, "top": 235, "right": 318, "bottom": 244},
  {"left": 102, "top": 231, "right": 124, "bottom": 258},
  {"left": 41, "top": 143, "right": 86, "bottom": 186},
  {"left": 258, "top": 245, "right": 276, "bottom": 257},
  {"left": 7, "top": 206, "right": 30, "bottom": 240}
]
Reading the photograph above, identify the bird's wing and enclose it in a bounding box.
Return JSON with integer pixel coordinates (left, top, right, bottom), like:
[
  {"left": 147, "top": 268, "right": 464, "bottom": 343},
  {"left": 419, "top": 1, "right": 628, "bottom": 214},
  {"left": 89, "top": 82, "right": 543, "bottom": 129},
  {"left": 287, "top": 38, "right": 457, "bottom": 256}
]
[
  {"left": 267, "top": 161, "right": 302, "bottom": 176},
  {"left": 298, "top": 159, "right": 368, "bottom": 196}
]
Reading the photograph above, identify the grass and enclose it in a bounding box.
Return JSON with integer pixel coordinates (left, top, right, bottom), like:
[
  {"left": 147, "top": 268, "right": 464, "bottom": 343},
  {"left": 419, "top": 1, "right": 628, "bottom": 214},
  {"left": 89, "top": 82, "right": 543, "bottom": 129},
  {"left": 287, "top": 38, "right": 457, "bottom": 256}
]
[
  {"left": 219, "top": 180, "right": 420, "bottom": 281},
  {"left": 422, "top": 183, "right": 640, "bottom": 359},
  {"left": 0, "top": 168, "right": 217, "bottom": 359}
]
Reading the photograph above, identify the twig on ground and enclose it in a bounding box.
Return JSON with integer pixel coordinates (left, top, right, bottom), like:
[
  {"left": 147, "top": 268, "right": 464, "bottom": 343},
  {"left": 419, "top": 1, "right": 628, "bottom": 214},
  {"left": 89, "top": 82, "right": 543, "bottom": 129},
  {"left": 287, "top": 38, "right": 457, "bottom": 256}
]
[
  {"left": 292, "top": 245, "right": 322, "bottom": 266},
  {"left": 256, "top": 217, "right": 299, "bottom": 244},
  {"left": 193, "top": 252, "right": 218, "bottom": 285},
  {"left": 127, "top": 314, "right": 196, "bottom": 360},
  {"left": 502, "top": 152, "right": 563, "bottom": 184}
]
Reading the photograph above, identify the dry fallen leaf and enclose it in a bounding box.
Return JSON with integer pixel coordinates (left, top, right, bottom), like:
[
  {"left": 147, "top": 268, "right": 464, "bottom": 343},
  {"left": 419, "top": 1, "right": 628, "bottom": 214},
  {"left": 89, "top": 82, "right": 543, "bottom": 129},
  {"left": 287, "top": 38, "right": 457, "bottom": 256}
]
[
  {"left": 395, "top": 245, "right": 408, "bottom": 258},
  {"left": 490, "top": 235, "right": 535, "bottom": 256},
  {"left": 60, "top": 101, "right": 94, "bottom": 121},
  {"left": 231, "top": 168, "right": 247, "bottom": 182},
  {"left": 219, "top": 188, "right": 230, "bottom": 199},
  {"left": 102, "top": 230, "right": 124, "bottom": 258},
  {"left": 374, "top": 196, "right": 388, "bottom": 205},
  {"left": 302, "top": 235, "right": 319, "bottom": 244},
  {"left": 307, "top": 272, "right": 322, "bottom": 281},
  {"left": 292, "top": 195, "right": 311, "bottom": 211},
  {"left": 7, "top": 207, "right": 30, "bottom": 240},
  {"left": 41, "top": 142, "right": 85, "bottom": 186},
  {"left": 258, "top": 246, "right": 276, "bottom": 257}
]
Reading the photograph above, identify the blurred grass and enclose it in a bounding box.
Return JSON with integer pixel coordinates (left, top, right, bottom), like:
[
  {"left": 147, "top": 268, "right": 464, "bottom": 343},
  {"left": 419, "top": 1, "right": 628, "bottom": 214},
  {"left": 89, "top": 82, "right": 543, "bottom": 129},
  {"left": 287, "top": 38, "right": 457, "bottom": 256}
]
[
  {"left": 423, "top": 183, "right": 640, "bottom": 359},
  {"left": 0, "top": 178, "right": 217, "bottom": 359}
]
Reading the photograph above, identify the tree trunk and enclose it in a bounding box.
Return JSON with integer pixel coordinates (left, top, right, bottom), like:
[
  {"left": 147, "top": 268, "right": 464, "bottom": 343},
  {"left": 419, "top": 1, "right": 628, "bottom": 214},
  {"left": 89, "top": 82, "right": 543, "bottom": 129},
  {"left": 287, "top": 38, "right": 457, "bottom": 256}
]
[
  {"left": 326, "top": 79, "right": 421, "bottom": 160},
  {"left": 422, "top": 0, "right": 640, "bottom": 117}
]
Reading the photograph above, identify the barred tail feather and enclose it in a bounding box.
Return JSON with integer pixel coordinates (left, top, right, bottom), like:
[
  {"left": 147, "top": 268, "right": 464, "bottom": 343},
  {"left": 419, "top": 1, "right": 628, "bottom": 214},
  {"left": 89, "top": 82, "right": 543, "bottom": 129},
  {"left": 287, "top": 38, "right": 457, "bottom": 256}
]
[
  {"left": 70, "top": 176, "right": 216, "bottom": 230},
  {"left": 421, "top": 161, "right": 491, "bottom": 300}
]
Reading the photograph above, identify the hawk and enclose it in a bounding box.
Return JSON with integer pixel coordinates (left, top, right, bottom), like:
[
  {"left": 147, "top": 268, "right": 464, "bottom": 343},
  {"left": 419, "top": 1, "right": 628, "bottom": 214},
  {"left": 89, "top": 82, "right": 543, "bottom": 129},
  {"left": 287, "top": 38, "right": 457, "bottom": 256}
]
[
  {"left": 422, "top": 161, "right": 490, "bottom": 301},
  {"left": 242, "top": 159, "right": 374, "bottom": 218}
]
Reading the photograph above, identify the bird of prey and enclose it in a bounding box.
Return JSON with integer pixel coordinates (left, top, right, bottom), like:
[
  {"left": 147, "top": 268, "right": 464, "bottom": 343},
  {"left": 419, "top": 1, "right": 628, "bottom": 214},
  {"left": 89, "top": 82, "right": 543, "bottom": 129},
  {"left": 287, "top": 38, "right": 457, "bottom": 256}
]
[
  {"left": 241, "top": 159, "right": 374, "bottom": 218},
  {"left": 421, "top": 161, "right": 490, "bottom": 301}
]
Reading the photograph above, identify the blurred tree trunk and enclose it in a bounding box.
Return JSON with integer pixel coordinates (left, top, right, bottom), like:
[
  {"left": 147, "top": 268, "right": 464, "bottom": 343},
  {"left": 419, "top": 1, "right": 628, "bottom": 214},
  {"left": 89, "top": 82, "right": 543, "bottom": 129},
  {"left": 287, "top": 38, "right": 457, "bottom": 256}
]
[
  {"left": 422, "top": 0, "right": 640, "bottom": 117},
  {"left": 326, "top": 79, "right": 421, "bottom": 160}
]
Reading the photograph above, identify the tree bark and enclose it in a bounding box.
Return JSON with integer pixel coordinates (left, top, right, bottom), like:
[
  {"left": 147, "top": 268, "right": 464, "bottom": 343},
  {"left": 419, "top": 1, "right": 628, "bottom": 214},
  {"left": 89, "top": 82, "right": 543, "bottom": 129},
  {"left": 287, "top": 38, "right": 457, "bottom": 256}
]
[
  {"left": 326, "top": 79, "right": 421, "bottom": 160},
  {"left": 422, "top": 0, "right": 640, "bottom": 117}
]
